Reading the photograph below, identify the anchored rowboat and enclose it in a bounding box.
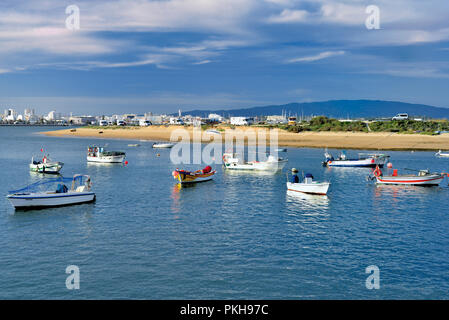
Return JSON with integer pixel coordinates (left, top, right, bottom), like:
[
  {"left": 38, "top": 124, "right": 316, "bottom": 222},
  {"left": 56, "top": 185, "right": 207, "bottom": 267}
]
[
  {"left": 172, "top": 166, "right": 216, "bottom": 184},
  {"left": 7, "top": 174, "right": 95, "bottom": 210}
]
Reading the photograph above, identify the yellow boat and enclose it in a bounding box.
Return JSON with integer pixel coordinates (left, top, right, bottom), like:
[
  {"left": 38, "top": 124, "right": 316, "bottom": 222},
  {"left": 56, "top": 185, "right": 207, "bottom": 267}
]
[{"left": 172, "top": 166, "right": 216, "bottom": 184}]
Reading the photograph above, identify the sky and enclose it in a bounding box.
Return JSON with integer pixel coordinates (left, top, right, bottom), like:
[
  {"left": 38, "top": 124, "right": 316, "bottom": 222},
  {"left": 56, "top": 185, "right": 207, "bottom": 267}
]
[{"left": 0, "top": 0, "right": 449, "bottom": 115}]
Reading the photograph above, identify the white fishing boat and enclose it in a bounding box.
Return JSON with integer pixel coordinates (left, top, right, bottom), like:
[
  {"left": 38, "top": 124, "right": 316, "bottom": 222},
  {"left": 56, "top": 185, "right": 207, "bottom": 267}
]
[
  {"left": 370, "top": 165, "right": 446, "bottom": 186},
  {"left": 435, "top": 150, "right": 449, "bottom": 157},
  {"left": 29, "top": 154, "right": 64, "bottom": 174},
  {"left": 323, "top": 150, "right": 389, "bottom": 168},
  {"left": 7, "top": 175, "right": 95, "bottom": 210},
  {"left": 87, "top": 146, "right": 126, "bottom": 163},
  {"left": 287, "top": 170, "right": 330, "bottom": 195},
  {"left": 152, "top": 142, "right": 175, "bottom": 148},
  {"left": 223, "top": 152, "right": 287, "bottom": 172}
]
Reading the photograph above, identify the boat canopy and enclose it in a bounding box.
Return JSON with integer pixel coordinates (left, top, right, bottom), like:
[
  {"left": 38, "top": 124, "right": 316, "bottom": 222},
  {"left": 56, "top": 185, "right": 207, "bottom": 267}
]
[{"left": 9, "top": 175, "right": 90, "bottom": 194}]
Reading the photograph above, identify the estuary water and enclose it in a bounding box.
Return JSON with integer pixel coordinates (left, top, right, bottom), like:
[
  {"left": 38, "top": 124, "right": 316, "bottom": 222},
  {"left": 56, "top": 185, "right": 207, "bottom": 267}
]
[{"left": 1, "top": 126, "right": 449, "bottom": 299}]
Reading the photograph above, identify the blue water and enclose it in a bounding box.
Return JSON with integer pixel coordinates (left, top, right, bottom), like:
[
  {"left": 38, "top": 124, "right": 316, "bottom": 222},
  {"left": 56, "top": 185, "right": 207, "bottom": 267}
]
[{"left": 1, "top": 126, "right": 449, "bottom": 299}]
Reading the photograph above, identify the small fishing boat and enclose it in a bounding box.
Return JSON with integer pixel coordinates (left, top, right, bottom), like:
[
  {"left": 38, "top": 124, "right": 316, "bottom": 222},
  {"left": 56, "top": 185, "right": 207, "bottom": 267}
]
[
  {"left": 87, "top": 146, "right": 126, "bottom": 163},
  {"left": 287, "top": 169, "right": 330, "bottom": 195},
  {"left": 369, "top": 165, "right": 445, "bottom": 186},
  {"left": 223, "top": 153, "right": 287, "bottom": 172},
  {"left": 276, "top": 148, "right": 287, "bottom": 152},
  {"left": 172, "top": 166, "right": 216, "bottom": 184},
  {"left": 7, "top": 174, "right": 95, "bottom": 210},
  {"left": 323, "top": 150, "right": 389, "bottom": 168},
  {"left": 152, "top": 142, "right": 175, "bottom": 148},
  {"left": 128, "top": 144, "right": 140, "bottom": 147},
  {"left": 29, "top": 154, "right": 64, "bottom": 174},
  {"left": 435, "top": 150, "right": 449, "bottom": 157}
]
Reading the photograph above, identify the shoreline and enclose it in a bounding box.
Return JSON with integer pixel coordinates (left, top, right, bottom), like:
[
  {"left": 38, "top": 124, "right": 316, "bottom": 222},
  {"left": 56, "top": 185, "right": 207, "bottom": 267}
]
[{"left": 41, "top": 126, "right": 449, "bottom": 151}]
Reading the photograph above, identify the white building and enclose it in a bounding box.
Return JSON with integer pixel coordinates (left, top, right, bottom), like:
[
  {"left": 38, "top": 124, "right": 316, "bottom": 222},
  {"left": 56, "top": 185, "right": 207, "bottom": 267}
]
[
  {"left": 45, "top": 111, "right": 62, "bottom": 121},
  {"left": 230, "top": 117, "right": 254, "bottom": 126},
  {"left": 4, "top": 109, "right": 17, "bottom": 121},
  {"left": 208, "top": 113, "right": 223, "bottom": 122}
]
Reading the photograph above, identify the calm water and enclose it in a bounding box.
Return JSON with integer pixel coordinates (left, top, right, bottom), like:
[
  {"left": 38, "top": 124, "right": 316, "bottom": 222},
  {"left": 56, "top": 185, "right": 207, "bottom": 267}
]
[{"left": 1, "top": 126, "right": 449, "bottom": 299}]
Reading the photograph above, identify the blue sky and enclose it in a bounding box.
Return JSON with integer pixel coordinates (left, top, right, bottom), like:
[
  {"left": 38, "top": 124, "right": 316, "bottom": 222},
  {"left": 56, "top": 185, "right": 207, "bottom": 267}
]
[{"left": 0, "top": 0, "right": 449, "bottom": 115}]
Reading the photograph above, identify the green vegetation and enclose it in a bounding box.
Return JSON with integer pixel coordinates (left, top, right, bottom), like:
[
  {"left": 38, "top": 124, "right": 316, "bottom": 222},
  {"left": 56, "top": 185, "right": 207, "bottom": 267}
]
[{"left": 273, "top": 116, "right": 449, "bottom": 134}]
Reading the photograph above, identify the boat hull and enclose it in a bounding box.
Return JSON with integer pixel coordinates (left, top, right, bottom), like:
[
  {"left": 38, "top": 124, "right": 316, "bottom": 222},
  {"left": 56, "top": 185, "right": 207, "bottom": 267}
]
[
  {"left": 7, "top": 191, "right": 96, "bottom": 210},
  {"left": 87, "top": 155, "right": 125, "bottom": 163},
  {"left": 153, "top": 143, "right": 174, "bottom": 148},
  {"left": 287, "top": 182, "right": 330, "bottom": 195},
  {"left": 326, "top": 158, "right": 386, "bottom": 167},
  {"left": 375, "top": 174, "right": 444, "bottom": 186},
  {"left": 29, "top": 162, "right": 63, "bottom": 174},
  {"left": 175, "top": 171, "right": 216, "bottom": 184}
]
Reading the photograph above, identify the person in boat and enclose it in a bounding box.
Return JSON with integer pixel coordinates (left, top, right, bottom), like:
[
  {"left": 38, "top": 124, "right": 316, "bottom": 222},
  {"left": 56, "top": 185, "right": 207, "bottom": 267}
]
[
  {"left": 291, "top": 168, "right": 300, "bottom": 183},
  {"left": 56, "top": 184, "right": 68, "bottom": 193}
]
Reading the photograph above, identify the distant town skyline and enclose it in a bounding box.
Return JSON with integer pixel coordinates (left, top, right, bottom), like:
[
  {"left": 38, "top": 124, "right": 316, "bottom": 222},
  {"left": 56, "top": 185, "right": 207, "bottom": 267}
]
[{"left": 1, "top": 0, "right": 449, "bottom": 114}]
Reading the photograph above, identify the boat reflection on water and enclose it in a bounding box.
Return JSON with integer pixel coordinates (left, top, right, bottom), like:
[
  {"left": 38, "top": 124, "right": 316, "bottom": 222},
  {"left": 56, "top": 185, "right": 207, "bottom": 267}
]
[
  {"left": 223, "top": 168, "right": 283, "bottom": 176},
  {"left": 286, "top": 190, "right": 330, "bottom": 212},
  {"left": 373, "top": 183, "right": 444, "bottom": 200}
]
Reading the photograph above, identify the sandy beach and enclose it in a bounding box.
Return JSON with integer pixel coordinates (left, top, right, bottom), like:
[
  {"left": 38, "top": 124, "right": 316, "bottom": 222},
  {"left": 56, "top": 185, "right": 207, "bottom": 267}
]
[{"left": 42, "top": 126, "right": 449, "bottom": 151}]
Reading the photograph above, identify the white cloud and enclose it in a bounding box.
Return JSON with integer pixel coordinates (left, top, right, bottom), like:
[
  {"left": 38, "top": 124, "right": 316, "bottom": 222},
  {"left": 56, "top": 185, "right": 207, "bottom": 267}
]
[
  {"left": 287, "top": 50, "right": 345, "bottom": 63},
  {"left": 193, "top": 60, "right": 212, "bottom": 65},
  {"left": 267, "top": 9, "right": 309, "bottom": 23}
]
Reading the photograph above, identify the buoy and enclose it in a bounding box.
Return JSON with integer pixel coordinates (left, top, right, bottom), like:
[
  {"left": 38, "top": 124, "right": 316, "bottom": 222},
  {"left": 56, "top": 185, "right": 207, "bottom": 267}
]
[
  {"left": 387, "top": 162, "right": 393, "bottom": 168},
  {"left": 124, "top": 161, "right": 128, "bottom": 165},
  {"left": 157, "top": 153, "right": 160, "bottom": 157}
]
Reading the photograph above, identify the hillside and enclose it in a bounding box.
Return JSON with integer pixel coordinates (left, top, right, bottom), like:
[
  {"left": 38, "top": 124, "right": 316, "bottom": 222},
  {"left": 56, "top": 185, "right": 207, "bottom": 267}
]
[{"left": 180, "top": 100, "right": 449, "bottom": 119}]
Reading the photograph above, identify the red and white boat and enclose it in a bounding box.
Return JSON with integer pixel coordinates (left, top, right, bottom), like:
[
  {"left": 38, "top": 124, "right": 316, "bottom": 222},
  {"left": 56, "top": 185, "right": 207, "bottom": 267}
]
[{"left": 371, "top": 165, "right": 445, "bottom": 186}]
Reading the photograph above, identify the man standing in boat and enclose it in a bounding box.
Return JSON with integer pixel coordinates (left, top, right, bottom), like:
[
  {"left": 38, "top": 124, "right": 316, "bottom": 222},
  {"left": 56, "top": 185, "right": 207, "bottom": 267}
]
[{"left": 291, "top": 168, "right": 300, "bottom": 183}]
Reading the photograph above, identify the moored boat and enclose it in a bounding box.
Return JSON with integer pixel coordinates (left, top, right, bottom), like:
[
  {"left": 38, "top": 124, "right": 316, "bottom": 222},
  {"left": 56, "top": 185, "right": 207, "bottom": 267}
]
[
  {"left": 152, "top": 142, "right": 175, "bottom": 148},
  {"left": 29, "top": 154, "right": 64, "bottom": 174},
  {"left": 172, "top": 166, "right": 216, "bottom": 184},
  {"left": 323, "top": 150, "right": 389, "bottom": 168},
  {"left": 370, "top": 165, "right": 445, "bottom": 186},
  {"left": 435, "top": 150, "right": 449, "bottom": 157},
  {"left": 7, "top": 174, "right": 95, "bottom": 210},
  {"left": 87, "top": 145, "right": 126, "bottom": 163},
  {"left": 287, "top": 169, "right": 330, "bottom": 195},
  {"left": 223, "top": 153, "right": 287, "bottom": 172}
]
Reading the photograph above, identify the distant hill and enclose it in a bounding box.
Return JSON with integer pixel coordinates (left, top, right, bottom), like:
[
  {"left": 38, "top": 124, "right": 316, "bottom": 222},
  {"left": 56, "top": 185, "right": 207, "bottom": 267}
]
[{"left": 179, "top": 100, "right": 449, "bottom": 119}]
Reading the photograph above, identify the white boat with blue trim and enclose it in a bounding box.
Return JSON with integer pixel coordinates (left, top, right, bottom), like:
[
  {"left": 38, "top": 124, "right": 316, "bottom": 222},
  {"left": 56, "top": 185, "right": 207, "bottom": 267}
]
[
  {"left": 323, "top": 150, "right": 389, "bottom": 168},
  {"left": 7, "top": 175, "right": 95, "bottom": 210}
]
